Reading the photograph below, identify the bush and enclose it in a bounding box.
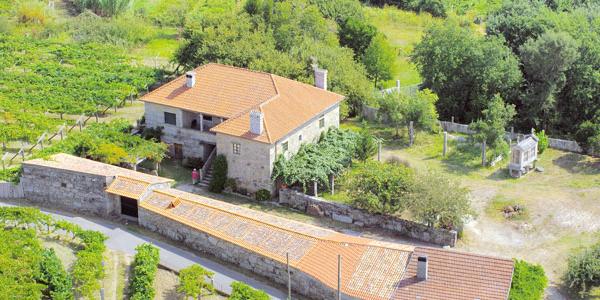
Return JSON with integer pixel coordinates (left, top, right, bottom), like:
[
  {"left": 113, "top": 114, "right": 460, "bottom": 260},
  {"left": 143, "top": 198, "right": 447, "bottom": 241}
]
[
  {"left": 355, "top": 131, "right": 377, "bottom": 162},
  {"left": 536, "top": 129, "right": 548, "bottom": 154},
  {"left": 509, "top": 259, "right": 548, "bottom": 300},
  {"left": 225, "top": 178, "right": 238, "bottom": 192},
  {"left": 68, "top": 12, "right": 153, "bottom": 47},
  {"left": 39, "top": 249, "right": 74, "bottom": 300},
  {"left": 72, "top": 229, "right": 107, "bottom": 298},
  {"left": 17, "top": 0, "right": 48, "bottom": 24},
  {"left": 565, "top": 243, "right": 600, "bottom": 296},
  {"left": 255, "top": 189, "right": 271, "bottom": 201},
  {"left": 177, "top": 264, "right": 215, "bottom": 298},
  {"left": 130, "top": 243, "right": 160, "bottom": 300},
  {"left": 72, "top": 0, "right": 132, "bottom": 17},
  {"left": 209, "top": 155, "right": 228, "bottom": 193},
  {"left": 0, "top": 166, "right": 22, "bottom": 184},
  {"left": 229, "top": 281, "right": 269, "bottom": 300}
]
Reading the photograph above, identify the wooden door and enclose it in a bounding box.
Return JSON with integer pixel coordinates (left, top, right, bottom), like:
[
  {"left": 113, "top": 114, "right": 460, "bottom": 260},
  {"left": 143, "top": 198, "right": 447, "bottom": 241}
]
[{"left": 173, "top": 143, "right": 183, "bottom": 159}]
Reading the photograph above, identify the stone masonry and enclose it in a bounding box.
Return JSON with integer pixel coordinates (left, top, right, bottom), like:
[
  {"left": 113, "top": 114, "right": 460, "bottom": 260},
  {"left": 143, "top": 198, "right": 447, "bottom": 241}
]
[{"left": 279, "top": 189, "right": 458, "bottom": 247}]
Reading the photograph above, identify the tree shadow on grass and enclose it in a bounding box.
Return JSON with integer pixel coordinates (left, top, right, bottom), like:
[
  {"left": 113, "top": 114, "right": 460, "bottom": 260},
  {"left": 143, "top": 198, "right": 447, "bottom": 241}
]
[
  {"left": 552, "top": 152, "right": 600, "bottom": 175},
  {"left": 439, "top": 143, "right": 482, "bottom": 176}
]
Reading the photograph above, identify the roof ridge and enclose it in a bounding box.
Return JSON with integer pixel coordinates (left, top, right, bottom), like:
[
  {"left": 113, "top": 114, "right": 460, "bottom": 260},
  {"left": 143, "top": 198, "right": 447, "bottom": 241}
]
[
  {"left": 141, "top": 64, "right": 210, "bottom": 101},
  {"left": 114, "top": 175, "right": 152, "bottom": 185},
  {"left": 205, "top": 62, "right": 274, "bottom": 77},
  {"left": 415, "top": 246, "right": 514, "bottom": 262}
]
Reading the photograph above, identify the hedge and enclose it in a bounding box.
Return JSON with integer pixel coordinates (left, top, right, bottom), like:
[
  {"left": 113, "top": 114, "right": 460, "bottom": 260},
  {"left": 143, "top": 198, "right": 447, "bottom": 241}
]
[
  {"left": 209, "top": 154, "right": 228, "bottom": 193},
  {"left": 509, "top": 259, "right": 548, "bottom": 300},
  {"left": 40, "top": 248, "right": 74, "bottom": 300},
  {"left": 129, "top": 243, "right": 160, "bottom": 300},
  {"left": 229, "top": 281, "right": 269, "bottom": 300}
]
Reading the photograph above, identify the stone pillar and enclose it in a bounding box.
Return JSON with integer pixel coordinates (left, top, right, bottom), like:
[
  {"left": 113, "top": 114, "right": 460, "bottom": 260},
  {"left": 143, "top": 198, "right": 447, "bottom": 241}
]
[
  {"left": 377, "top": 140, "right": 382, "bottom": 162},
  {"left": 409, "top": 121, "right": 414, "bottom": 147},
  {"left": 330, "top": 175, "right": 335, "bottom": 195},
  {"left": 510, "top": 127, "right": 514, "bottom": 143},
  {"left": 482, "top": 140, "right": 486, "bottom": 167},
  {"left": 396, "top": 79, "right": 400, "bottom": 94},
  {"left": 443, "top": 131, "right": 448, "bottom": 157},
  {"left": 531, "top": 128, "right": 535, "bottom": 135},
  {"left": 451, "top": 116, "right": 454, "bottom": 123},
  {"left": 313, "top": 181, "right": 318, "bottom": 197},
  {"left": 199, "top": 114, "right": 204, "bottom": 132}
]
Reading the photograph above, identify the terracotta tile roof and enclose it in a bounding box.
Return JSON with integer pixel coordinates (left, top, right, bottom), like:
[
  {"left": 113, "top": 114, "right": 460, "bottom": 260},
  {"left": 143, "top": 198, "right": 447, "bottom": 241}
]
[
  {"left": 23, "top": 154, "right": 172, "bottom": 185},
  {"left": 393, "top": 247, "right": 514, "bottom": 300},
  {"left": 105, "top": 176, "right": 151, "bottom": 200},
  {"left": 139, "top": 63, "right": 344, "bottom": 144},
  {"left": 140, "top": 189, "right": 414, "bottom": 300}
]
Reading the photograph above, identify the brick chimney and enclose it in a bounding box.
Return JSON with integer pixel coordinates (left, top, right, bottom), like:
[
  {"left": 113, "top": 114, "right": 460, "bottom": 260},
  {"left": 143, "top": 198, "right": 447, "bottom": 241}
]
[
  {"left": 417, "top": 256, "right": 428, "bottom": 280},
  {"left": 314, "top": 66, "right": 328, "bottom": 90},
  {"left": 185, "top": 71, "right": 196, "bottom": 88},
  {"left": 249, "top": 110, "right": 264, "bottom": 135}
]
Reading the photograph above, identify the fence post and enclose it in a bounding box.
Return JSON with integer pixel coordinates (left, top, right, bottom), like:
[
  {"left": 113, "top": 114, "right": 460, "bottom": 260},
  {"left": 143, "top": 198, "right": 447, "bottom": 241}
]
[
  {"left": 287, "top": 252, "right": 291, "bottom": 300},
  {"left": 313, "top": 181, "right": 318, "bottom": 197},
  {"left": 451, "top": 116, "right": 454, "bottom": 124},
  {"left": 330, "top": 175, "right": 335, "bottom": 196},
  {"left": 409, "top": 121, "right": 414, "bottom": 147},
  {"left": 481, "top": 140, "right": 486, "bottom": 167},
  {"left": 443, "top": 131, "right": 448, "bottom": 157}
]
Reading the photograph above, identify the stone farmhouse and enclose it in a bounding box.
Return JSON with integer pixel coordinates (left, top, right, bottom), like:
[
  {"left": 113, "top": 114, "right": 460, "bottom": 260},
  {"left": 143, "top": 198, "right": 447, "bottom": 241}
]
[
  {"left": 140, "top": 63, "right": 342, "bottom": 193},
  {"left": 19, "top": 154, "right": 515, "bottom": 300}
]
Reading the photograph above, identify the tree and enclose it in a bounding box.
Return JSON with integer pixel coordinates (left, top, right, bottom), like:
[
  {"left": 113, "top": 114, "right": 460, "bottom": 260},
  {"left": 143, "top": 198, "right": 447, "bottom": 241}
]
[
  {"left": 229, "top": 281, "right": 269, "bottom": 300},
  {"left": 509, "top": 259, "right": 548, "bottom": 300},
  {"left": 378, "top": 93, "right": 404, "bottom": 137},
  {"left": 486, "top": 0, "right": 551, "bottom": 53},
  {"left": 409, "top": 171, "right": 474, "bottom": 229},
  {"left": 401, "top": 89, "right": 439, "bottom": 132},
  {"left": 355, "top": 130, "right": 377, "bottom": 162},
  {"left": 519, "top": 31, "right": 579, "bottom": 130},
  {"left": 209, "top": 155, "right": 228, "bottom": 193},
  {"left": 575, "top": 116, "right": 600, "bottom": 154},
  {"left": 348, "top": 160, "right": 415, "bottom": 214},
  {"left": 362, "top": 34, "right": 397, "bottom": 88},
  {"left": 178, "top": 265, "right": 215, "bottom": 299},
  {"left": 412, "top": 22, "right": 522, "bottom": 123},
  {"left": 565, "top": 242, "right": 600, "bottom": 297},
  {"left": 338, "top": 17, "right": 377, "bottom": 58},
  {"left": 470, "top": 95, "right": 516, "bottom": 159}
]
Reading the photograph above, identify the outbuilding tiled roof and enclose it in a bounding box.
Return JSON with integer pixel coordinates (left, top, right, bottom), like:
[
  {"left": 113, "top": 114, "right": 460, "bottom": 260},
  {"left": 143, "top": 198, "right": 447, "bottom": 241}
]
[
  {"left": 105, "top": 176, "right": 151, "bottom": 200},
  {"left": 139, "top": 63, "right": 344, "bottom": 144},
  {"left": 140, "top": 188, "right": 514, "bottom": 300}
]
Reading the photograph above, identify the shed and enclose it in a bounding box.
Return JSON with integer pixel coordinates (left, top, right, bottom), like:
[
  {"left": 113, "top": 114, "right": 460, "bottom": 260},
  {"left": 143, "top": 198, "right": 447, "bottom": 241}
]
[{"left": 508, "top": 135, "right": 539, "bottom": 178}]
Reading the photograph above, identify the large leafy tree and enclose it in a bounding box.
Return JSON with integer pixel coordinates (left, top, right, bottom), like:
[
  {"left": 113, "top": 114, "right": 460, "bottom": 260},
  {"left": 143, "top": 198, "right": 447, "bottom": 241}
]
[
  {"left": 338, "top": 17, "right": 377, "bottom": 58},
  {"left": 362, "top": 34, "right": 397, "bottom": 88},
  {"left": 470, "top": 95, "right": 516, "bottom": 158},
  {"left": 519, "top": 31, "right": 579, "bottom": 130},
  {"left": 412, "top": 22, "right": 522, "bottom": 123}
]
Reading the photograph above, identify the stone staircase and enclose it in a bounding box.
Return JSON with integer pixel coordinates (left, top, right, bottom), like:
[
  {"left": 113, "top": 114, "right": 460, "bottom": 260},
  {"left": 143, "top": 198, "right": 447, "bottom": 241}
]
[{"left": 198, "top": 168, "right": 213, "bottom": 187}]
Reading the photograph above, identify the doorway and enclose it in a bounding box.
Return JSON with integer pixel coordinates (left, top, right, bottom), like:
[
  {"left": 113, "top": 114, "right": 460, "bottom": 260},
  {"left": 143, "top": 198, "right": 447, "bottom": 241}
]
[
  {"left": 120, "top": 196, "right": 138, "bottom": 218},
  {"left": 173, "top": 143, "right": 183, "bottom": 159}
]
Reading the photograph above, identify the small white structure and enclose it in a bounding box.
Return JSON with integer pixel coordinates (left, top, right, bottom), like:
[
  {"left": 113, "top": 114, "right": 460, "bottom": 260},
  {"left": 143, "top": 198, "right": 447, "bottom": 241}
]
[{"left": 508, "top": 135, "right": 539, "bottom": 178}]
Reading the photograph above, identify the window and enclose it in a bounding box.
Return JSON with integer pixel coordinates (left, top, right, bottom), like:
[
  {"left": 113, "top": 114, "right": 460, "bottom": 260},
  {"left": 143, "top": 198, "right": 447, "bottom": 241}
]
[
  {"left": 164, "top": 112, "right": 176, "bottom": 125},
  {"left": 282, "top": 141, "right": 289, "bottom": 152},
  {"left": 299, "top": 134, "right": 303, "bottom": 141},
  {"left": 204, "top": 116, "right": 213, "bottom": 122},
  {"left": 319, "top": 116, "right": 325, "bottom": 128},
  {"left": 232, "top": 143, "right": 241, "bottom": 155}
]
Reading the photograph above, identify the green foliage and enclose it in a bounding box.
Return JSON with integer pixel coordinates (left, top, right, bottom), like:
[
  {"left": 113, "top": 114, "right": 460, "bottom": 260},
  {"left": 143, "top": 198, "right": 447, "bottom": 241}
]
[
  {"left": 378, "top": 89, "right": 440, "bottom": 135},
  {"left": 146, "top": 0, "right": 196, "bottom": 27},
  {"left": 565, "top": 243, "right": 600, "bottom": 296},
  {"left": 470, "top": 95, "right": 516, "bottom": 160},
  {"left": 0, "top": 97, "right": 63, "bottom": 144},
  {"left": 412, "top": 21, "right": 522, "bottom": 123},
  {"left": 68, "top": 11, "right": 153, "bottom": 47},
  {"left": 409, "top": 171, "right": 474, "bottom": 229},
  {"left": 575, "top": 117, "right": 600, "bottom": 154},
  {"left": 255, "top": 189, "right": 271, "bottom": 201},
  {"left": 0, "top": 34, "right": 156, "bottom": 115},
  {"left": 72, "top": 230, "right": 107, "bottom": 298},
  {"left": 272, "top": 128, "right": 358, "bottom": 190},
  {"left": 368, "top": 0, "right": 447, "bottom": 17},
  {"left": 36, "top": 119, "right": 167, "bottom": 164},
  {"left": 130, "top": 243, "right": 160, "bottom": 300},
  {"left": 355, "top": 130, "right": 377, "bottom": 162},
  {"left": 229, "top": 281, "right": 270, "bottom": 300},
  {"left": 362, "top": 34, "right": 397, "bottom": 87},
  {"left": 16, "top": 0, "right": 49, "bottom": 24},
  {"left": 0, "top": 228, "right": 45, "bottom": 300},
  {"left": 536, "top": 129, "right": 549, "bottom": 154},
  {"left": 348, "top": 160, "right": 415, "bottom": 214},
  {"left": 209, "top": 154, "right": 228, "bottom": 193},
  {"left": 73, "top": 0, "right": 132, "bottom": 17},
  {"left": 307, "top": 0, "right": 364, "bottom": 23},
  {"left": 39, "top": 248, "right": 74, "bottom": 300},
  {"left": 338, "top": 17, "right": 378, "bottom": 58},
  {"left": 509, "top": 259, "right": 548, "bottom": 300},
  {"left": 0, "top": 166, "right": 22, "bottom": 184},
  {"left": 177, "top": 264, "right": 215, "bottom": 298}
]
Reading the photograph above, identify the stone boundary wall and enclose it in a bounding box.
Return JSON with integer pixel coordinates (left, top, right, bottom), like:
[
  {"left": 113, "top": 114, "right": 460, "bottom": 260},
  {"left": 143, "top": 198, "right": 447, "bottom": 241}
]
[
  {"left": 0, "top": 182, "right": 24, "bottom": 199},
  {"left": 548, "top": 137, "right": 584, "bottom": 153},
  {"left": 138, "top": 207, "right": 353, "bottom": 300},
  {"left": 279, "top": 189, "right": 457, "bottom": 247}
]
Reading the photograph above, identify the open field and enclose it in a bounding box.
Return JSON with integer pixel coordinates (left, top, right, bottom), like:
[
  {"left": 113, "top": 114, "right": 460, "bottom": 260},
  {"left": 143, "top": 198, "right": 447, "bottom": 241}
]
[{"left": 341, "top": 120, "right": 600, "bottom": 294}]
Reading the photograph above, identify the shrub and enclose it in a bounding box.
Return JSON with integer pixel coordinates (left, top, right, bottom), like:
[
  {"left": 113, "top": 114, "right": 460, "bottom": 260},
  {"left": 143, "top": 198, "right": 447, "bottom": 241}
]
[
  {"left": 509, "top": 259, "right": 547, "bottom": 300},
  {"left": 565, "top": 243, "right": 600, "bottom": 296},
  {"left": 255, "top": 189, "right": 271, "bottom": 201},
  {"left": 17, "top": 0, "right": 48, "bottom": 24},
  {"left": 536, "top": 129, "right": 548, "bottom": 154},
  {"left": 72, "top": 230, "right": 107, "bottom": 298},
  {"left": 355, "top": 131, "right": 377, "bottom": 162},
  {"left": 177, "top": 264, "right": 215, "bottom": 299},
  {"left": 72, "top": 0, "right": 132, "bottom": 17},
  {"left": 0, "top": 166, "right": 22, "bottom": 184},
  {"left": 225, "top": 178, "right": 238, "bottom": 192},
  {"left": 39, "top": 249, "right": 74, "bottom": 300},
  {"left": 229, "top": 281, "right": 269, "bottom": 300},
  {"left": 68, "top": 12, "right": 153, "bottom": 47},
  {"left": 209, "top": 155, "right": 228, "bottom": 193},
  {"left": 141, "top": 126, "right": 163, "bottom": 142},
  {"left": 130, "top": 243, "right": 160, "bottom": 300}
]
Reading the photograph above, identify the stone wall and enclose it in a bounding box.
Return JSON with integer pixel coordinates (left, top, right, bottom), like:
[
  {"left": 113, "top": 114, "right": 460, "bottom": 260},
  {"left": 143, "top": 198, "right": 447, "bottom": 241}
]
[
  {"left": 0, "top": 182, "right": 24, "bottom": 199},
  {"left": 439, "top": 121, "right": 475, "bottom": 135},
  {"left": 548, "top": 137, "right": 584, "bottom": 153},
  {"left": 279, "top": 189, "right": 457, "bottom": 247},
  {"left": 138, "top": 207, "right": 354, "bottom": 300},
  {"left": 20, "top": 164, "right": 118, "bottom": 217}
]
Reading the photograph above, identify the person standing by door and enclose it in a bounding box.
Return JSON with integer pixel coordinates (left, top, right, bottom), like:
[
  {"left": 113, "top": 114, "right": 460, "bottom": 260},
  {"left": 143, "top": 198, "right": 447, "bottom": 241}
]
[{"left": 192, "top": 168, "right": 199, "bottom": 185}]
